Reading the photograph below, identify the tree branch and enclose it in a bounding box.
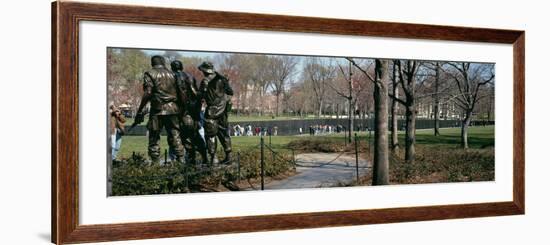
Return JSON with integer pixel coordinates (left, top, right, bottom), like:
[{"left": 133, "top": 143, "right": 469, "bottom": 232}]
[
  {"left": 388, "top": 93, "right": 407, "bottom": 105},
  {"left": 327, "top": 81, "right": 350, "bottom": 99},
  {"left": 346, "top": 58, "right": 375, "bottom": 83}
]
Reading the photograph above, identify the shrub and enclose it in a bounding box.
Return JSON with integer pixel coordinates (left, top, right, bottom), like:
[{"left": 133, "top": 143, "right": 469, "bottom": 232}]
[
  {"left": 111, "top": 150, "right": 295, "bottom": 196},
  {"left": 388, "top": 145, "right": 494, "bottom": 184}
]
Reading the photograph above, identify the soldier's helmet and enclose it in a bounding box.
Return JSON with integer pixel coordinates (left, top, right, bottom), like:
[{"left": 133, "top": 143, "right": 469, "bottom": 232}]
[
  {"left": 151, "top": 55, "right": 166, "bottom": 67},
  {"left": 198, "top": 61, "right": 215, "bottom": 74},
  {"left": 170, "top": 60, "right": 183, "bottom": 72}
]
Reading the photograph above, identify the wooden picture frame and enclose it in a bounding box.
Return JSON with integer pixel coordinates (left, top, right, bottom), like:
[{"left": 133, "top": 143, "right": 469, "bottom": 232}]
[{"left": 52, "top": 1, "right": 525, "bottom": 244}]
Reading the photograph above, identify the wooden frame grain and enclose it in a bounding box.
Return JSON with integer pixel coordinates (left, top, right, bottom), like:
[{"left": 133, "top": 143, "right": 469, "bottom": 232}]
[{"left": 52, "top": 1, "right": 525, "bottom": 244}]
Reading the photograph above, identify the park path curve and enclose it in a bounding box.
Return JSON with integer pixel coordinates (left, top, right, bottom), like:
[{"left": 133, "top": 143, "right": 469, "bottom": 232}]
[{"left": 265, "top": 152, "right": 370, "bottom": 190}]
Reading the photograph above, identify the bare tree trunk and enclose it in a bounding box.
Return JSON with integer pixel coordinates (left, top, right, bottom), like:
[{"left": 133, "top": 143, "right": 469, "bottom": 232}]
[
  {"left": 391, "top": 66, "right": 399, "bottom": 151},
  {"left": 405, "top": 105, "right": 416, "bottom": 164},
  {"left": 433, "top": 62, "right": 441, "bottom": 136},
  {"left": 434, "top": 102, "right": 440, "bottom": 135},
  {"left": 365, "top": 100, "right": 370, "bottom": 123},
  {"left": 317, "top": 100, "right": 323, "bottom": 118},
  {"left": 373, "top": 59, "right": 390, "bottom": 185},
  {"left": 244, "top": 84, "right": 250, "bottom": 116},
  {"left": 391, "top": 98, "right": 399, "bottom": 151},
  {"left": 461, "top": 111, "right": 472, "bottom": 149},
  {"left": 236, "top": 92, "right": 242, "bottom": 117},
  {"left": 348, "top": 60, "right": 354, "bottom": 139},
  {"left": 258, "top": 88, "right": 263, "bottom": 117},
  {"left": 348, "top": 100, "right": 354, "bottom": 143},
  {"left": 275, "top": 94, "right": 280, "bottom": 117}
]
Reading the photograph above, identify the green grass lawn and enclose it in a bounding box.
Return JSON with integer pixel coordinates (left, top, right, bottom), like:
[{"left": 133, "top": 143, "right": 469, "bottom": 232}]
[
  {"left": 317, "top": 126, "right": 493, "bottom": 148},
  {"left": 116, "top": 126, "right": 494, "bottom": 159},
  {"left": 413, "top": 126, "right": 494, "bottom": 148},
  {"left": 117, "top": 135, "right": 300, "bottom": 159}
]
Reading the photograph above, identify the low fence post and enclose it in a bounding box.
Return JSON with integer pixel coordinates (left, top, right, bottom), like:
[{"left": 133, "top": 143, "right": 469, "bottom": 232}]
[
  {"left": 355, "top": 133, "right": 360, "bottom": 184},
  {"left": 260, "top": 136, "right": 265, "bottom": 191},
  {"left": 164, "top": 149, "right": 168, "bottom": 164}
]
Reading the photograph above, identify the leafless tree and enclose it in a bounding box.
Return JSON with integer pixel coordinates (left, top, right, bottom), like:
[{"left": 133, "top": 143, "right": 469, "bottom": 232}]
[
  {"left": 431, "top": 62, "right": 442, "bottom": 136},
  {"left": 446, "top": 62, "right": 494, "bottom": 148},
  {"left": 421, "top": 61, "right": 458, "bottom": 136},
  {"left": 390, "top": 62, "right": 400, "bottom": 151},
  {"left": 249, "top": 55, "right": 275, "bottom": 116},
  {"left": 328, "top": 59, "right": 370, "bottom": 143},
  {"left": 216, "top": 53, "right": 256, "bottom": 116},
  {"left": 372, "top": 59, "right": 390, "bottom": 185},
  {"left": 348, "top": 58, "right": 390, "bottom": 185},
  {"left": 269, "top": 56, "right": 298, "bottom": 117},
  {"left": 304, "top": 57, "right": 336, "bottom": 118},
  {"left": 391, "top": 60, "right": 423, "bottom": 165}
]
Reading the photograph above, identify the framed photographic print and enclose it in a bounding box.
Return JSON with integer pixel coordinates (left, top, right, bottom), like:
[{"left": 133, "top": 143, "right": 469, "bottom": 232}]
[{"left": 52, "top": 1, "right": 524, "bottom": 244}]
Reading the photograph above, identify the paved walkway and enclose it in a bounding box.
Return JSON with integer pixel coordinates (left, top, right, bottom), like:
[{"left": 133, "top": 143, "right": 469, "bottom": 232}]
[{"left": 265, "top": 152, "right": 370, "bottom": 189}]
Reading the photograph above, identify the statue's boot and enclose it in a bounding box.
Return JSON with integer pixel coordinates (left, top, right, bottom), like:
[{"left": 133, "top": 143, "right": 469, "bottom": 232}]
[
  {"left": 187, "top": 150, "right": 197, "bottom": 165},
  {"left": 220, "top": 151, "right": 232, "bottom": 165},
  {"left": 200, "top": 150, "right": 208, "bottom": 166},
  {"left": 210, "top": 155, "right": 219, "bottom": 165}
]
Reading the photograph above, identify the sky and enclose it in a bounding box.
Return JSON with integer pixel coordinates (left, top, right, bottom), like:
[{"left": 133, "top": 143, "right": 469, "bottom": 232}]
[
  {"left": 117, "top": 47, "right": 494, "bottom": 90},
  {"left": 142, "top": 49, "right": 216, "bottom": 59},
  {"left": 138, "top": 48, "right": 340, "bottom": 85}
]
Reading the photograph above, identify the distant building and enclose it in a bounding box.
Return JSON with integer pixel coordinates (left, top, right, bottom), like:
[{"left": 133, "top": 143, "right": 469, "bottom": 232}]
[{"left": 231, "top": 84, "right": 277, "bottom": 114}]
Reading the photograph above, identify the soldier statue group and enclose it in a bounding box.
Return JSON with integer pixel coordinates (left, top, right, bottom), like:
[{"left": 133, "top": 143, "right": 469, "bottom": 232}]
[{"left": 134, "top": 55, "right": 233, "bottom": 165}]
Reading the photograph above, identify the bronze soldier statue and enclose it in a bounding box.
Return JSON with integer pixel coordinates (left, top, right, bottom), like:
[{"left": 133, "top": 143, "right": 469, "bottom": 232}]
[
  {"left": 135, "top": 55, "right": 184, "bottom": 164},
  {"left": 170, "top": 60, "right": 208, "bottom": 165},
  {"left": 198, "top": 61, "right": 233, "bottom": 165}
]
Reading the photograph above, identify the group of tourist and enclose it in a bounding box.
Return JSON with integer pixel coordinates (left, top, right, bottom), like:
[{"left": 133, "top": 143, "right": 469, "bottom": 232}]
[
  {"left": 231, "top": 124, "right": 279, "bottom": 137},
  {"left": 308, "top": 124, "right": 343, "bottom": 136}
]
